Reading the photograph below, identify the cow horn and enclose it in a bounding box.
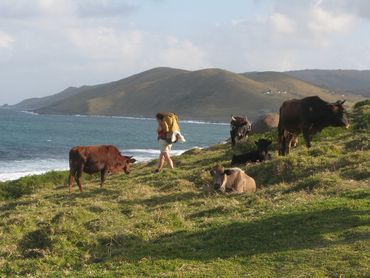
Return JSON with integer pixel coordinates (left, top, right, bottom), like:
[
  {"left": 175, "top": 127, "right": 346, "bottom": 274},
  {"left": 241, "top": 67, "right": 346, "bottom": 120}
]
[
  {"left": 231, "top": 115, "right": 236, "bottom": 121},
  {"left": 340, "top": 100, "right": 346, "bottom": 105}
]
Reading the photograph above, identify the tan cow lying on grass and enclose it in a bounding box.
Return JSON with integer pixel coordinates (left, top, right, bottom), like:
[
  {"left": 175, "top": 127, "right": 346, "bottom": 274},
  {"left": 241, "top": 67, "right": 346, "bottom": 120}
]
[{"left": 210, "top": 164, "right": 256, "bottom": 193}]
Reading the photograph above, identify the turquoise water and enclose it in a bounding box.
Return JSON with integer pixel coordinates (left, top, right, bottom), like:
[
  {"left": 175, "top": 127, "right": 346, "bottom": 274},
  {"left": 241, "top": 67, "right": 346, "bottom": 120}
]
[{"left": 0, "top": 109, "right": 228, "bottom": 181}]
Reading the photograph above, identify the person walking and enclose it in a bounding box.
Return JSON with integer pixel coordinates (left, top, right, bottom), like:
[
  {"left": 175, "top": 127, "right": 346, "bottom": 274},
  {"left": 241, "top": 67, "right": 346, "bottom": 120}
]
[{"left": 155, "top": 112, "right": 185, "bottom": 173}]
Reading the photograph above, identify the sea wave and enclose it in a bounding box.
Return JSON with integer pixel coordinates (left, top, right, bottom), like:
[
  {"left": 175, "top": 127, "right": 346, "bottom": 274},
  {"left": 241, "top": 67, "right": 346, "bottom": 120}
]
[
  {"left": 0, "top": 171, "right": 56, "bottom": 182},
  {"left": 181, "top": 120, "right": 228, "bottom": 125},
  {"left": 71, "top": 114, "right": 227, "bottom": 125},
  {"left": 21, "top": 111, "right": 39, "bottom": 115},
  {"left": 0, "top": 159, "right": 68, "bottom": 182},
  {"left": 0, "top": 148, "right": 190, "bottom": 182}
]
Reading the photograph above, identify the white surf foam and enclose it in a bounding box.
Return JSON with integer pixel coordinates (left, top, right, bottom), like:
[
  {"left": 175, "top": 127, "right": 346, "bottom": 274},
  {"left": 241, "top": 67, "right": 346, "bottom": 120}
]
[
  {"left": 21, "top": 111, "right": 39, "bottom": 115},
  {"left": 0, "top": 159, "right": 68, "bottom": 182},
  {"left": 0, "top": 149, "right": 189, "bottom": 181}
]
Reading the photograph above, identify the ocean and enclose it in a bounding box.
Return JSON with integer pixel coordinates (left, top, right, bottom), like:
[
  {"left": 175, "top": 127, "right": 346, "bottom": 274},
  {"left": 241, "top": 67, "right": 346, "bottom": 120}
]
[{"left": 0, "top": 109, "right": 228, "bottom": 181}]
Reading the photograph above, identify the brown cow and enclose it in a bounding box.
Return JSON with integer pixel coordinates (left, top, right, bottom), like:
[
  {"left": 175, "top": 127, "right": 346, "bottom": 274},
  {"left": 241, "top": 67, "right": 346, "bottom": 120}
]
[
  {"left": 251, "top": 113, "right": 279, "bottom": 134},
  {"left": 230, "top": 115, "right": 251, "bottom": 147},
  {"left": 68, "top": 145, "right": 136, "bottom": 193},
  {"left": 210, "top": 164, "right": 256, "bottom": 193},
  {"left": 278, "top": 96, "right": 349, "bottom": 155}
]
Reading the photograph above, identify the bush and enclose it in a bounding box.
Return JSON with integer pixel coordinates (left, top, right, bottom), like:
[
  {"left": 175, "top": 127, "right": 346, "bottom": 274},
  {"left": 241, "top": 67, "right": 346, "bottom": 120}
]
[
  {"left": 0, "top": 171, "right": 68, "bottom": 200},
  {"left": 351, "top": 99, "right": 370, "bottom": 131}
]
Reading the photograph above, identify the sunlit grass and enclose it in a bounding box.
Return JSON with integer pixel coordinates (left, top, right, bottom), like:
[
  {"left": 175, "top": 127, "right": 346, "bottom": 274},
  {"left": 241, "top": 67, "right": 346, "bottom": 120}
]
[{"left": 0, "top": 104, "right": 369, "bottom": 277}]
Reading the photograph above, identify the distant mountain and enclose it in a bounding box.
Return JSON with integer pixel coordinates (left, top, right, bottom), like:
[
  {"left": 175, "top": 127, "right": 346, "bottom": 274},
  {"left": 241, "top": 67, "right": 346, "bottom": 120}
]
[
  {"left": 11, "top": 67, "right": 363, "bottom": 121},
  {"left": 285, "top": 70, "right": 370, "bottom": 97},
  {"left": 242, "top": 71, "right": 339, "bottom": 99},
  {"left": 11, "top": 86, "right": 87, "bottom": 111}
]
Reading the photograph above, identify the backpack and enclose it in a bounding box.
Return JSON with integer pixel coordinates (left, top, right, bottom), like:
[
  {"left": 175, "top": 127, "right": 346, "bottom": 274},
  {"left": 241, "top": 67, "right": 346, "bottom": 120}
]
[{"left": 159, "top": 112, "right": 181, "bottom": 143}]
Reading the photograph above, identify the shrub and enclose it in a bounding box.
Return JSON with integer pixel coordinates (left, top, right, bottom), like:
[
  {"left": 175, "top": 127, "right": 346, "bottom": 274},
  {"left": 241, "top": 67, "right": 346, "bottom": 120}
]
[
  {"left": 0, "top": 171, "right": 68, "bottom": 200},
  {"left": 351, "top": 99, "right": 370, "bottom": 131}
]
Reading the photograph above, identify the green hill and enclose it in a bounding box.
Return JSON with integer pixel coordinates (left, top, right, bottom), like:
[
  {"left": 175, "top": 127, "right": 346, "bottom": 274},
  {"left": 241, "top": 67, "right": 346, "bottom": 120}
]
[
  {"left": 286, "top": 69, "right": 370, "bottom": 98},
  {"left": 12, "top": 67, "right": 358, "bottom": 121},
  {"left": 244, "top": 71, "right": 339, "bottom": 99},
  {"left": 0, "top": 101, "right": 369, "bottom": 277}
]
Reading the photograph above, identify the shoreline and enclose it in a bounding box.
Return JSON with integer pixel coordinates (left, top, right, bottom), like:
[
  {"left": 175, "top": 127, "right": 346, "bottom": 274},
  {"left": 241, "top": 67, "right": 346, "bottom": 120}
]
[
  {"left": 0, "top": 148, "right": 193, "bottom": 182},
  {"left": 9, "top": 109, "right": 230, "bottom": 125}
]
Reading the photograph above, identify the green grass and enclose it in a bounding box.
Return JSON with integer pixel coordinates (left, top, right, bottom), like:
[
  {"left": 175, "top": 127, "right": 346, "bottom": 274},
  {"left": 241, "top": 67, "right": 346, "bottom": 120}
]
[{"left": 0, "top": 107, "right": 369, "bottom": 277}]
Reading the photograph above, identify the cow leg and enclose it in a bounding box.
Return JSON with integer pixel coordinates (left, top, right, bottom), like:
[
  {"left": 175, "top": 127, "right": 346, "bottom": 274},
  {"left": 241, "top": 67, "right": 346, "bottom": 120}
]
[
  {"left": 100, "top": 168, "right": 108, "bottom": 187},
  {"left": 285, "top": 133, "right": 293, "bottom": 155},
  {"left": 74, "top": 173, "right": 83, "bottom": 192},
  {"left": 74, "top": 165, "right": 84, "bottom": 192},
  {"left": 68, "top": 172, "right": 75, "bottom": 193},
  {"left": 303, "top": 129, "right": 312, "bottom": 148},
  {"left": 283, "top": 136, "right": 288, "bottom": 155},
  {"left": 230, "top": 130, "right": 236, "bottom": 147},
  {"left": 278, "top": 126, "right": 284, "bottom": 156}
]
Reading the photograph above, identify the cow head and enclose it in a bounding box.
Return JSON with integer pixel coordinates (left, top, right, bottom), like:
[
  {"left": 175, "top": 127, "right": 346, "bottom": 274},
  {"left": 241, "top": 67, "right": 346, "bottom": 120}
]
[
  {"left": 209, "top": 164, "right": 234, "bottom": 191},
  {"left": 327, "top": 100, "right": 350, "bottom": 128},
  {"left": 255, "top": 139, "right": 272, "bottom": 159},
  {"left": 230, "top": 115, "right": 252, "bottom": 146},
  {"left": 210, "top": 164, "right": 226, "bottom": 191},
  {"left": 111, "top": 156, "right": 136, "bottom": 174},
  {"left": 122, "top": 156, "right": 136, "bottom": 174}
]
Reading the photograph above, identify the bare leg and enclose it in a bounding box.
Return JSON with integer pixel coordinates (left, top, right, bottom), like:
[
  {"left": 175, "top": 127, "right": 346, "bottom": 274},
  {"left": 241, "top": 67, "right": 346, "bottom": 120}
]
[
  {"left": 156, "top": 153, "right": 166, "bottom": 172},
  {"left": 163, "top": 152, "right": 174, "bottom": 169}
]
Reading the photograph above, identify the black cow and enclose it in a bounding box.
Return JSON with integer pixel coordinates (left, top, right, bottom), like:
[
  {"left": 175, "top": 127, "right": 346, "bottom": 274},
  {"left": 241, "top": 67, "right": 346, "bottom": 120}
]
[
  {"left": 230, "top": 116, "right": 251, "bottom": 147},
  {"left": 231, "top": 139, "right": 272, "bottom": 165},
  {"left": 278, "top": 96, "right": 349, "bottom": 156}
]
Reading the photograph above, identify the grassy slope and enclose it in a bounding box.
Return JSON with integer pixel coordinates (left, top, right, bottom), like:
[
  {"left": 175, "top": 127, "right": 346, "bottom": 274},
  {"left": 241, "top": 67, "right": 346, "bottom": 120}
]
[{"left": 0, "top": 109, "right": 369, "bottom": 277}]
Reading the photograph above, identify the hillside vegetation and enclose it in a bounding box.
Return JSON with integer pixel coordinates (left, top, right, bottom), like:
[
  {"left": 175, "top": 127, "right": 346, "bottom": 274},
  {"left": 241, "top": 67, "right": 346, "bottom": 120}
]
[
  {"left": 0, "top": 101, "right": 369, "bottom": 277},
  {"left": 286, "top": 69, "right": 370, "bottom": 97},
  {"left": 11, "top": 67, "right": 361, "bottom": 121}
]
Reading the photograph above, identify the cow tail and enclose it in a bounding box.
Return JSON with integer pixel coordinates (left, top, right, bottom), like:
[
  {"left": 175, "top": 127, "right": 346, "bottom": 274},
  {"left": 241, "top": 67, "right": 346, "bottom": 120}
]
[{"left": 278, "top": 106, "right": 284, "bottom": 155}]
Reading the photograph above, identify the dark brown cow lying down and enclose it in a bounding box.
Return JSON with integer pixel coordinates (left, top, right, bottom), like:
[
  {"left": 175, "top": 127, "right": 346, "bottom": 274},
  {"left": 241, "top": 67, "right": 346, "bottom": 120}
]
[{"left": 68, "top": 145, "right": 136, "bottom": 193}]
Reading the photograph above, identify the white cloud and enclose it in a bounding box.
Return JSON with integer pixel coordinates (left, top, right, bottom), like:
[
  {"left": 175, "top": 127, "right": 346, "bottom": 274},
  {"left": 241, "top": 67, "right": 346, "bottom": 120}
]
[
  {"left": 158, "top": 37, "right": 210, "bottom": 69},
  {"left": 308, "top": 6, "right": 354, "bottom": 34},
  {"left": 270, "top": 13, "right": 296, "bottom": 34},
  {"left": 0, "top": 30, "right": 15, "bottom": 49},
  {"left": 1, "top": 0, "right": 370, "bottom": 105},
  {"left": 66, "top": 26, "right": 143, "bottom": 60},
  {"left": 0, "top": 0, "right": 41, "bottom": 18},
  {"left": 76, "top": 0, "right": 137, "bottom": 17}
]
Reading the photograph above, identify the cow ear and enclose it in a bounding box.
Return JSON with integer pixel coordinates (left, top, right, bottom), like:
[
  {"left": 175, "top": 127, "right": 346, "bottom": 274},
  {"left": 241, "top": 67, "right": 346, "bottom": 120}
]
[
  {"left": 339, "top": 100, "right": 346, "bottom": 105},
  {"left": 209, "top": 170, "right": 215, "bottom": 176},
  {"left": 129, "top": 158, "right": 136, "bottom": 163}
]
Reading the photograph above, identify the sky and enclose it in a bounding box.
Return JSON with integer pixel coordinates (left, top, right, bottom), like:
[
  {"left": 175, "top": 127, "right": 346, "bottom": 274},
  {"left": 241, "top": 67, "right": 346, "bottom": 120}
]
[{"left": 1, "top": 0, "right": 370, "bottom": 105}]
